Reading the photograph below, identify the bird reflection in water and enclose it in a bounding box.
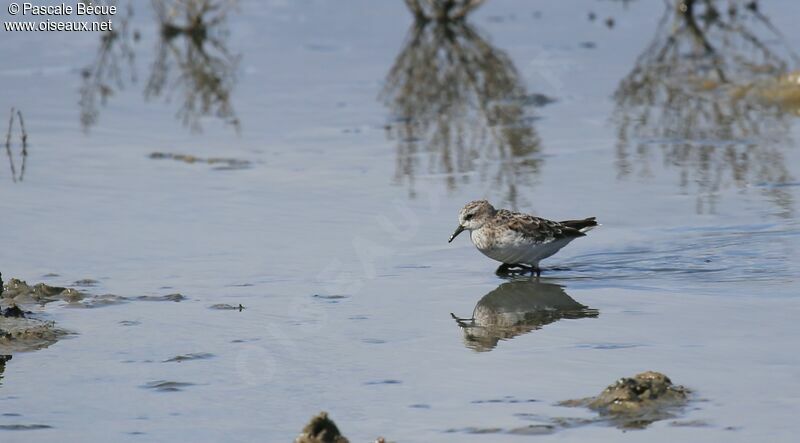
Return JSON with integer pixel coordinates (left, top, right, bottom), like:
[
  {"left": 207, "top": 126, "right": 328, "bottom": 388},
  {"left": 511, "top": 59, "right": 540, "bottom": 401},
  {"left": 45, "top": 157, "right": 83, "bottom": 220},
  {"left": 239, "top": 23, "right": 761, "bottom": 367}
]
[
  {"left": 0, "top": 355, "right": 10, "bottom": 387},
  {"left": 79, "top": 0, "right": 240, "bottom": 132},
  {"left": 381, "top": 0, "right": 542, "bottom": 209},
  {"left": 613, "top": 0, "right": 799, "bottom": 216},
  {"left": 451, "top": 279, "right": 598, "bottom": 352}
]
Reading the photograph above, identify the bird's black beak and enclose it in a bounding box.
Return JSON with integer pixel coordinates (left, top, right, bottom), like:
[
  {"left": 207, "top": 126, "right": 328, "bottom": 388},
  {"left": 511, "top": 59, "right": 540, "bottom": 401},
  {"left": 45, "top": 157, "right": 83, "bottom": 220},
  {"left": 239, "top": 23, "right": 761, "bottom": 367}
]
[{"left": 448, "top": 225, "right": 465, "bottom": 243}]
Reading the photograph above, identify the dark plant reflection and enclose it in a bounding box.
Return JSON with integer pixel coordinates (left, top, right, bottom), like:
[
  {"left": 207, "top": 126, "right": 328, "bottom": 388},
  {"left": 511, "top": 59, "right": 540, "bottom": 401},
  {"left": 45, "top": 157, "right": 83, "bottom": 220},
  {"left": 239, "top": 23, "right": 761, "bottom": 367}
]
[
  {"left": 614, "top": 0, "right": 799, "bottom": 216},
  {"left": 79, "top": 0, "right": 239, "bottom": 133},
  {"left": 451, "top": 279, "right": 598, "bottom": 352},
  {"left": 147, "top": 0, "right": 240, "bottom": 132},
  {"left": 381, "top": 3, "right": 543, "bottom": 209},
  {"left": 403, "top": 0, "right": 486, "bottom": 22},
  {"left": 79, "top": 1, "right": 137, "bottom": 131},
  {"left": 4, "top": 108, "right": 28, "bottom": 183}
]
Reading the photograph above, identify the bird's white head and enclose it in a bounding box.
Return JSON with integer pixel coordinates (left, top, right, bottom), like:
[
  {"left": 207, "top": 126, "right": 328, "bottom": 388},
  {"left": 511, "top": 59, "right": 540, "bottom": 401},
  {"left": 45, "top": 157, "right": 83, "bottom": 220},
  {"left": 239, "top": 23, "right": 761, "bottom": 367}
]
[{"left": 449, "top": 200, "right": 496, "bottom": 243}]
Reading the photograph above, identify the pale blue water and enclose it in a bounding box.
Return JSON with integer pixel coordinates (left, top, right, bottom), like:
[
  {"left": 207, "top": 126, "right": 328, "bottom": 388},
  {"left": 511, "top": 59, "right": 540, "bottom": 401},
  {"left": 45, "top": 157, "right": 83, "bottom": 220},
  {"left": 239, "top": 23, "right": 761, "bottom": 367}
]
[{"left": 1, "top": 0, "right": 799, "bottom": 441}]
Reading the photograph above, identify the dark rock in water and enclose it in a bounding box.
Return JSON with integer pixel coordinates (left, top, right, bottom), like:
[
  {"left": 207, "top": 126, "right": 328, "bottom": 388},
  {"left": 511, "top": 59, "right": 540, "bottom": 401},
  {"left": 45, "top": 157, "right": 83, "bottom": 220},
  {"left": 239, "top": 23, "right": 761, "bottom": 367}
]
[
  {"left": 149, "top": 152, "right": 251, "bottom": 170},
  {"left": 295, "top": 412, "right": 350, "bottom": 443},
  {"left": 0, "top": 424, "right": 52, "bottom": 430},
  {"left": 73, "top": 279, "right": 99, "bottom": 287},
  {"left": 1, "top": 277, "right": 81, "bottom": 304},
  {"left": 0, "top": 315, "right": 69, "bottom": 353},
  {"left": 2, "top": 305, "right": 26, "bottom": 318},
  {"left": 209, "top": 303, "right": 245, "bottom": 311},
  {"left": 559, "top": 371, "right": 690, "bottom": 429},
  {"left": 141, "top": 380, "right": 195, "bottom": 392},
  {"left": 136, "top": 293, "right": 186, "bottom": 302},
  {"left": 163, "top": 352, "right": 215, "bottom": 363}
]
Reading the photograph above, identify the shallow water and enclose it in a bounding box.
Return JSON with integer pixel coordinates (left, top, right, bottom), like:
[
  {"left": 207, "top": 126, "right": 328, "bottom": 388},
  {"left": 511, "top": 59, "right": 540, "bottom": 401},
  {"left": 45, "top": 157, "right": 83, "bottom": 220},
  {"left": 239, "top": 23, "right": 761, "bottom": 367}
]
[{"left": 1, "top": 0, "right": 799, "bottom": 441}]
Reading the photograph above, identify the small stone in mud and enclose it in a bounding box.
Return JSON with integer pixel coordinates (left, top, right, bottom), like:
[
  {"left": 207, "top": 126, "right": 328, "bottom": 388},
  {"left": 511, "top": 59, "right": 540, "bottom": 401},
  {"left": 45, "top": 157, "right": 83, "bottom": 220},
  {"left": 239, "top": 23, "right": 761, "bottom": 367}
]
[
  {"left": 141, "top": 380, "right": 195, "bottom": 392},
  {"left": 0, "top": 424, "right": 53, "bottom": 430},
  {"left": 472, "top": 396, "right": 538, "bottom": 404},
  {"left": 136, "top": 293, "right": 186, "bottom": 302},
  {"left": 507, "top": 424, "right": 556, "bottom": 435},
  {"left": 559, "top": 371, "right": 690, "bottom": 429},
  {"left": 163, "top": 353, "right": 215, "bottom": 363},
  {"left": 149, "top": 152, "right": 251, "bottom": 170},
  {"left": 445, "top": 427, "right": 503, "bottom": 434},
  {"left": 209, "top": 303, "right": 245, "bottom": 311},
  {"left": 295, "top": 412, "right": 349, "bottom": 443},
  {"left": 313, "top": 294, "right": 349, "bottom": 301},
  {"left": 364, "top": 379, "right": 402, "bottom": 385},
  {"left": 670, "top": 419, "right": 711, "bottom": 427},
  {"left": 73, "top": 279, "right": 99, "bottom": 287},
  {"left": 60, "top": 288, "right": 85, "bottom": 303}
]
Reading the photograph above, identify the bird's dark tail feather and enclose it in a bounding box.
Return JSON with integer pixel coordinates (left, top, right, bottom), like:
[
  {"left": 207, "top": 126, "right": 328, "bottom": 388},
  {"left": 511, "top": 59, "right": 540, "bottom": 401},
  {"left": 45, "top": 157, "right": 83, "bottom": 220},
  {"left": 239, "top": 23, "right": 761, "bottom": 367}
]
[{"left": 560, "top": 217, "right": 599, "bottom": 233}]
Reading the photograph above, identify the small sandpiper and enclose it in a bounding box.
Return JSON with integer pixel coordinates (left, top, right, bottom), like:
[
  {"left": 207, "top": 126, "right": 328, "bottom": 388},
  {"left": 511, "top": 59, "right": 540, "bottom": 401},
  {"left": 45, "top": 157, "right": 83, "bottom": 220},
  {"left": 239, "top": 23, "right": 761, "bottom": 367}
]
[{"left": 448, "top": 200, "right": 598, "bottom": 276}]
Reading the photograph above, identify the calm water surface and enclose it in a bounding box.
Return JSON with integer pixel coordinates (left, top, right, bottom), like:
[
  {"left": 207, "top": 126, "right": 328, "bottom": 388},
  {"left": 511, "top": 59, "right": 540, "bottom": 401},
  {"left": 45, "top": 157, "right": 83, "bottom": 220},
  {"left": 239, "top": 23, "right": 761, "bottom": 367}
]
[{"left": 1, "top": 0, "right": 799, "bottom": 441}]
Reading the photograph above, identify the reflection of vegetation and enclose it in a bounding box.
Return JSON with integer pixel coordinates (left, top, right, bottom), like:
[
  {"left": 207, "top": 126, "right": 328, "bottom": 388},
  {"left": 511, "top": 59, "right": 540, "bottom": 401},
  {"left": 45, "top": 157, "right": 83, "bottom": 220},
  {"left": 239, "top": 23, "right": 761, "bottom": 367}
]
[
  {"left": 147, "top": 0, "right": 240, "bottom": 132},
  {"left": 451, "top": 280, "right": 597, "bottom": 352},
  {"left": 403, "top": 0, "right": 485, "bottom": 22},
  {"left": 79, "top": 0, "right": 239, "bottom": 132},
  {"left": 0, "top": 355, "right": 9, "bottom": 387},
  {"left": 614, "top": 0, "right": 798, "bottom": 215},
  {"left": 4, "top": 108, "right": 28, "bottom": 183},
  {"left": 79, "top": 1, "right": 137, "bottom": 131},
  {"left": 381, "top": 5, "right": 542, "bottom": 208}
]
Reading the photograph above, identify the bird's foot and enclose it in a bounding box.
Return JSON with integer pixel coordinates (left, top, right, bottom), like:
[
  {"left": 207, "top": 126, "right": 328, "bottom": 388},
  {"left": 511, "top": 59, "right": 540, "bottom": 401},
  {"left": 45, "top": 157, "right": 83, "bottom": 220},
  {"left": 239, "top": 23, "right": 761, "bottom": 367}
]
[{"left": 496, "top": 263, "right": 541, "bottom": 277}]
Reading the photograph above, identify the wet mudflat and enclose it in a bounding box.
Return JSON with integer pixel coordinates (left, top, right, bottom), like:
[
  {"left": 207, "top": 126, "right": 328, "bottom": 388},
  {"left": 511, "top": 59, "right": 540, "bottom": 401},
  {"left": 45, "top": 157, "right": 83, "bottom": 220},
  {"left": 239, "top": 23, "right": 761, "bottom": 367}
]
[{"left": 1, "top": 0, "right": 799, "bottom": 442}]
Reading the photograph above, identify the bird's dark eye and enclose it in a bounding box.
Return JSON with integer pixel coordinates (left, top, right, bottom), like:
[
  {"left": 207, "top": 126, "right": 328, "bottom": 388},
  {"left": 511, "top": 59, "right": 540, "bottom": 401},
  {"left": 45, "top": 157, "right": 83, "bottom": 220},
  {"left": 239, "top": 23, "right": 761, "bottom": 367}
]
[{"left": 465, "top": 213, "right": 474, "bottom": 220}]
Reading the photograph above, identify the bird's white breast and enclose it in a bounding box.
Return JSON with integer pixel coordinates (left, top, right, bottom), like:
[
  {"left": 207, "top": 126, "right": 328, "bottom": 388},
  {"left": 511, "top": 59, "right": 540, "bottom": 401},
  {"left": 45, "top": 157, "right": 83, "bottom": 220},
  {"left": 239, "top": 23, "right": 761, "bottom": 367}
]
[{"left": 470, "top": 227, "right": 573, "bottom": 266}]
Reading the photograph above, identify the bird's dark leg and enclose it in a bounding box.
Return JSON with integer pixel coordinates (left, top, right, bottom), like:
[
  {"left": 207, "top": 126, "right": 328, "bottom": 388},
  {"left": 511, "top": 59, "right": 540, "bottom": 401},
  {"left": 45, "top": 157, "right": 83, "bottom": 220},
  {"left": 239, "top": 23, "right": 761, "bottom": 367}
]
[
  {"left": 519, "top": 264, "right": 541, "bottom": 277},
  {"left": 496, "top": 263, "right": 541, "bottom": 276},
  {"left": 511, "top": 263, "right": 541, "bottom": 277},
  {"left": 495, "top": 263, "right": 513, "bottom": 276}
]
